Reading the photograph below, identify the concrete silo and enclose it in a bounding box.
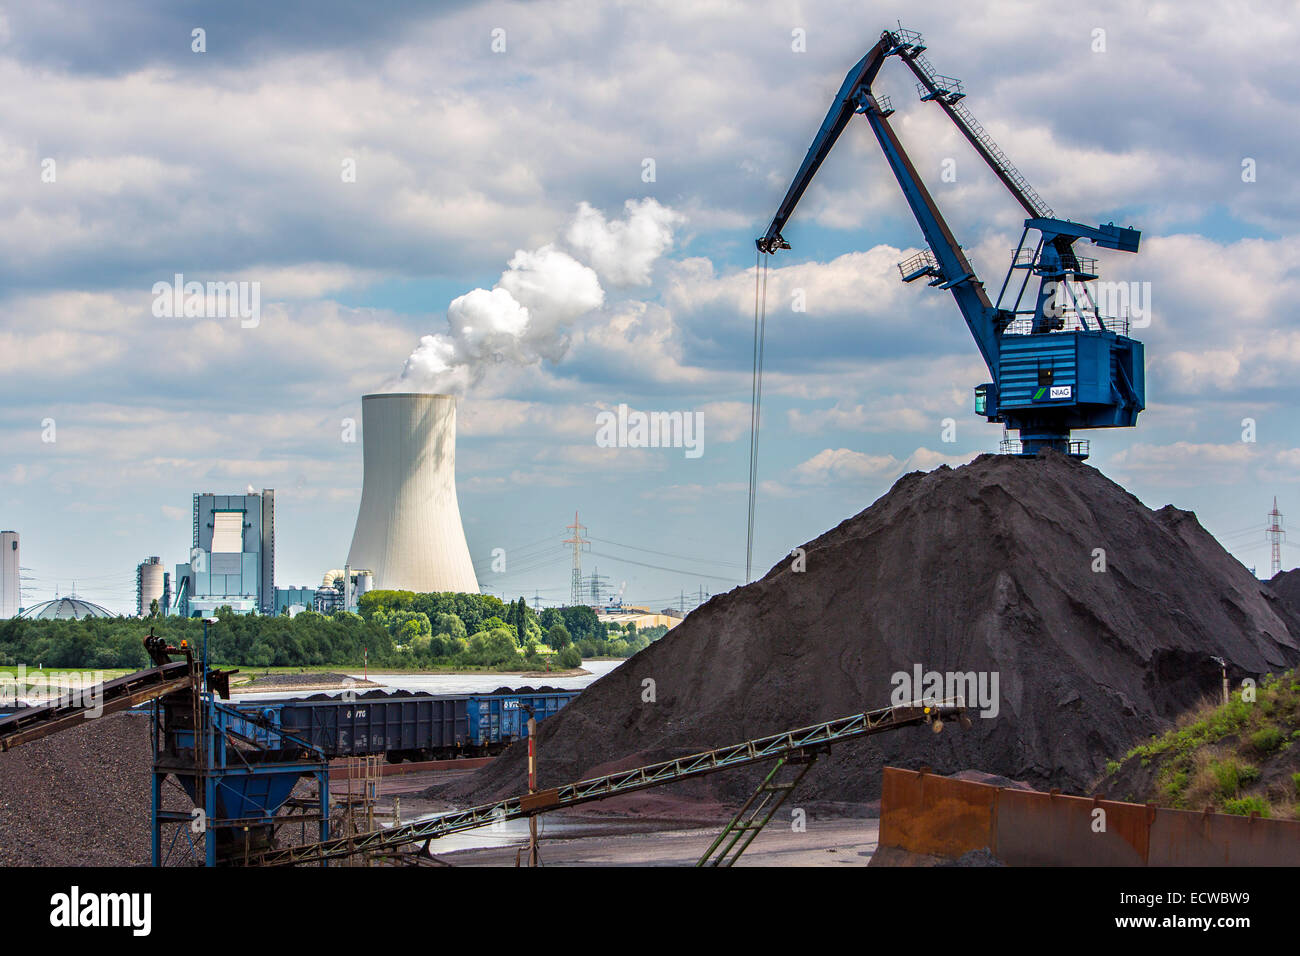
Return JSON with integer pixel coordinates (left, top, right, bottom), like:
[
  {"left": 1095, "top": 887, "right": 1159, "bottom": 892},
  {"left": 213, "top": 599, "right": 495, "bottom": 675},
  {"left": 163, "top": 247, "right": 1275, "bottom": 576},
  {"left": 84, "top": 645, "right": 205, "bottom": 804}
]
[
  {"left": 137, "top": 556, "right": 165, "bottom": 616},
  {"left": 346, "top": 393, "right": 479, "bottom": 594},
  {"left": 1, "top": 531, "right": 18, "bottom": 618}
]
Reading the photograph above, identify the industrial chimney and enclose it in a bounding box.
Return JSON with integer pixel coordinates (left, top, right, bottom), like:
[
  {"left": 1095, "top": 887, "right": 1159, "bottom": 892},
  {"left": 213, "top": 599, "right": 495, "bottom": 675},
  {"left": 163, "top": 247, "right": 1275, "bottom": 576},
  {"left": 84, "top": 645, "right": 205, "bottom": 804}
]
[{"left": 346, "top": 393, "right": 479, "bottom": 594}]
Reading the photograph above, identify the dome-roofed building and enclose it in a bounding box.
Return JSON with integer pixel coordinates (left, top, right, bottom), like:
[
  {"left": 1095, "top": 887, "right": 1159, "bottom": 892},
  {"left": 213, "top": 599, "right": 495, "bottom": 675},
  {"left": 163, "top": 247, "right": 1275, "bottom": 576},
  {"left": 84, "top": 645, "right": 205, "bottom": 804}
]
[{"left": 19, "top": 594, "right": 115, "bottom": 620}]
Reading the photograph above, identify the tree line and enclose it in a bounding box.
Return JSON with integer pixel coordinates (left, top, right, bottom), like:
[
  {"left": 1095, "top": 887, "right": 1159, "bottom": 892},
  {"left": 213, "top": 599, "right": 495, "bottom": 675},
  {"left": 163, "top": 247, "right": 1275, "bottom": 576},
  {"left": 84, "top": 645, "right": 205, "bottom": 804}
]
[{"left": 0, "top": 591, "right": 669, "bottom": 671}]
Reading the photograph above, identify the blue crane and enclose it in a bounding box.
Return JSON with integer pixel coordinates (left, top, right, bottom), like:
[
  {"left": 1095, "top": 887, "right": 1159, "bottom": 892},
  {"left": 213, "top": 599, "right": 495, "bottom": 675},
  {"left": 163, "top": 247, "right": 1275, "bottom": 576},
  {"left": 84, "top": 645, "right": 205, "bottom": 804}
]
[{"left": 758, "top": 27, "right": 1145, "bottom": 458}]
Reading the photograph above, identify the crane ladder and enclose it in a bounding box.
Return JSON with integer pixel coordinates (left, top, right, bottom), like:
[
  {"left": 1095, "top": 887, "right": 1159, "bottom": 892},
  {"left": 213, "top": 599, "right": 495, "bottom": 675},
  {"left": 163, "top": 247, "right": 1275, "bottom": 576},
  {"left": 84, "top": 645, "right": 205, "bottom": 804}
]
[
  {"left": 894, "top": 28, "right": 1053, "bottom": 220},
  {"left": 250, "top": 698, "right": 967, "bottom": 867}
]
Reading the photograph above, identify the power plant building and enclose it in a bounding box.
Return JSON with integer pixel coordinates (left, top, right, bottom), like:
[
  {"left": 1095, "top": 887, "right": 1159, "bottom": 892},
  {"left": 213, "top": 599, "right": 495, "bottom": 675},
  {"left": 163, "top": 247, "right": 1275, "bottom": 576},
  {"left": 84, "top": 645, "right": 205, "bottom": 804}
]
[
  {"left": 274, "top": 568, "right": 372, "bottom": 617},
  {"left": 1, "top": 531, "right": 17, "bottom": 618},
  {"left": 172, "top": 490, "right": 275, "bottom": 616},
  {"left": 346, "top": 393, "right": 479, "bottom": 594}
]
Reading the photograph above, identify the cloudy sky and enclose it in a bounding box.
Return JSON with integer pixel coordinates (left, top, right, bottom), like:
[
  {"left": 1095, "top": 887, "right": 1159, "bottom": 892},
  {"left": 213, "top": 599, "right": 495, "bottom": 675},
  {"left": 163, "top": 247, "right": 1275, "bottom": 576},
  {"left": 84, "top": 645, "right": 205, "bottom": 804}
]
[{"left": 2, "top": 0, "right": 1298, "bottom": 614}]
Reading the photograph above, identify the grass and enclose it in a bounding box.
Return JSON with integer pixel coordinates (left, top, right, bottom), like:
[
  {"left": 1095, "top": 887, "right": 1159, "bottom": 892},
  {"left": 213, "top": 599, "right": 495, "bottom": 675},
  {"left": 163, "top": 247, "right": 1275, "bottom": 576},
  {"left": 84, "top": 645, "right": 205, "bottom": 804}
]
[
  {"left": 224, "top": 661, "right": 589, "bottom": 685},
  {"left": 1113, "top": 668, "right": 1300, "bottom": 819}
]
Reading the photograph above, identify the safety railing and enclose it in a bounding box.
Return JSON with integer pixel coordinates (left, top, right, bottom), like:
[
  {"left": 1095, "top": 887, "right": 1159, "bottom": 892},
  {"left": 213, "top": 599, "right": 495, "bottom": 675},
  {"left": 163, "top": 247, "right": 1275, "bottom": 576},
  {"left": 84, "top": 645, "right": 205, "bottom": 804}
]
[
  {"left": 1011, "top": 249, "right": 1097, "bottom": 277},
  {"left": 897, "top": 249, "right": 940, "bottom": 281},
  {"left": 999, "top": 438, "right": 1090, "bottom": 458},
  {"left": 1001, "top": 312, "right": 1129, "bottom": 336}
]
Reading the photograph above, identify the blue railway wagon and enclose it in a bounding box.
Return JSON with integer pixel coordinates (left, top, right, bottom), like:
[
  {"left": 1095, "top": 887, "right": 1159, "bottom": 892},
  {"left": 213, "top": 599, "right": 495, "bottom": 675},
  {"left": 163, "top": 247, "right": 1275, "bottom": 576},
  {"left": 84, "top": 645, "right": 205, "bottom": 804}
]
[
  {"left": 240, "top": 690, "right": 580, "bottom": 761},
  {"left": 272, "top": 696, "right": 471, "bottom": 760},
  {"left": 466, "top": 692, "right": 575, "bottom": 747}
]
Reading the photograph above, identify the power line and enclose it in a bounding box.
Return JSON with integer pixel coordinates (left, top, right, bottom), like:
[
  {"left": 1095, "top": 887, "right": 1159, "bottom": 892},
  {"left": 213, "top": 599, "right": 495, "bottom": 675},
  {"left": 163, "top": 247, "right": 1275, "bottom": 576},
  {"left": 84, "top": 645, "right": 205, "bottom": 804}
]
[
  {"left": 586, "top": 549, "right": 740, "bottom": 584},
  {"left": 587, "top": 535, "right": 747, "bottom": 570}
]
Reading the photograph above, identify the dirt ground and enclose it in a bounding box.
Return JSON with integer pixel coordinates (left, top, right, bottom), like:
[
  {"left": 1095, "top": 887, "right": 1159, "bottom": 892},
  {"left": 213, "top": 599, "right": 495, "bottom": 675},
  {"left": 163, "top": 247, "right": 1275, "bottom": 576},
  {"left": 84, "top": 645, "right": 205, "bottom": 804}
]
[{"left": 432, "top": 817, "right": 881, "bottom": 866}]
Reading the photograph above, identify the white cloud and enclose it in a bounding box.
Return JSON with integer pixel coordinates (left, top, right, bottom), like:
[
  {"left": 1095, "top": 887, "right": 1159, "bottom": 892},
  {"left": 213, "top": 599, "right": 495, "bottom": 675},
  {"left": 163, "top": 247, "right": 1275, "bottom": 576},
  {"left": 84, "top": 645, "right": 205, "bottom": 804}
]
[
  {"left": 793, "top": 448, "right": 901, "bottom": 483},
  {"left": 4, "top": 0, "right": 1300, "bottom": 606},
  {"left": 899, "top": 446, "right": 980, "bottom": 472}
]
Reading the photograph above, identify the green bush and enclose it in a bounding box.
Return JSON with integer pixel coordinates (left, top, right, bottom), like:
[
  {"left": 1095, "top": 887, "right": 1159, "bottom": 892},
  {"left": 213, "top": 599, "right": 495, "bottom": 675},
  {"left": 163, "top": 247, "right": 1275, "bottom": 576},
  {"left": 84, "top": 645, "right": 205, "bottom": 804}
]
[
  {"left": 558, "top": 645, "right": 582, "bottom": 669},
  {"left": 1222, "top": 796, "right": 1269, "bottom": 817},
  {"left": 1249, "top": 726, "right": 1284, "bottom": 754}
]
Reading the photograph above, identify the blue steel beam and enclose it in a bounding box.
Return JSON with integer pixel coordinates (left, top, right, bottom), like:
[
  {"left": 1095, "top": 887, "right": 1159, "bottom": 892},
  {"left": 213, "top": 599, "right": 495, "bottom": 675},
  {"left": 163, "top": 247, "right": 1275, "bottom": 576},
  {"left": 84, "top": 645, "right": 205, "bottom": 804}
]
[{"left": 756, "top": 34, "right": 893, "bottom": 254}]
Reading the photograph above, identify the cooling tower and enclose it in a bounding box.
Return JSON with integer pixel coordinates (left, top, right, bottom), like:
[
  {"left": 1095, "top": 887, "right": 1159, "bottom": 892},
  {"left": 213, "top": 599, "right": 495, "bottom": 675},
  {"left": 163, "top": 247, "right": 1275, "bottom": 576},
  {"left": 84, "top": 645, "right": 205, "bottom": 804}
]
[{"left": 346, "top": 393, "right": 479, "bottom": 594}]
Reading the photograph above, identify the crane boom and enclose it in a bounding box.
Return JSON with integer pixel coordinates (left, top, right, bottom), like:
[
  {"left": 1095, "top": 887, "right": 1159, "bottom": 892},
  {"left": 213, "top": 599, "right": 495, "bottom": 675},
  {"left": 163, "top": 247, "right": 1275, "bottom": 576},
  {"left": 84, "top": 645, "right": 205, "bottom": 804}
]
[
  {"left": 757, "top": 36, "right": 891, "bottom": 255},
  {"left": 758, "top": 27, "right": 1146, "bottom": 458}
]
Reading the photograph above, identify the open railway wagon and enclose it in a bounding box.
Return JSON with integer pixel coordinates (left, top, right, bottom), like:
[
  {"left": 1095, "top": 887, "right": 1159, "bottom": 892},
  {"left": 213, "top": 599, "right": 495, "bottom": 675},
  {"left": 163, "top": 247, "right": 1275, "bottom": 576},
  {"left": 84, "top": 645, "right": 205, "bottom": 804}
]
[{"left": 236, "top": 689, "right": 579, "bottom": 763}]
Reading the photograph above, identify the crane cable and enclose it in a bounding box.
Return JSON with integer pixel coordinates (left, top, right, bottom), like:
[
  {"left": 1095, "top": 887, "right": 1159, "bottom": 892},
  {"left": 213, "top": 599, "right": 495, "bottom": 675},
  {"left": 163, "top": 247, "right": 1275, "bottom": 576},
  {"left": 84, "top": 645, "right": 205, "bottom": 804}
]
[{"left": 746, "top": 248, "right": 770, "bottom": 583}]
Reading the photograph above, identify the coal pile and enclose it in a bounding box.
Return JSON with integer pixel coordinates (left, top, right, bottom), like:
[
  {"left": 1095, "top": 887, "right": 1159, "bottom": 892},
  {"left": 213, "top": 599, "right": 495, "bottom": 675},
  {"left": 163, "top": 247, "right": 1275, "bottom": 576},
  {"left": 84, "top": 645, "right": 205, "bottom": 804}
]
[
  {"left": 280, "top": 685, "right": 570, "bottom": 703},
  {"left": 1268, "top": 568, "right": 1300, "bottom": 615},
  {"left": 487, "top": 685, "right": 567, "bottom": 695},
  {"left": 448, "top": 452, "right": 1300, "bottom": 808}
]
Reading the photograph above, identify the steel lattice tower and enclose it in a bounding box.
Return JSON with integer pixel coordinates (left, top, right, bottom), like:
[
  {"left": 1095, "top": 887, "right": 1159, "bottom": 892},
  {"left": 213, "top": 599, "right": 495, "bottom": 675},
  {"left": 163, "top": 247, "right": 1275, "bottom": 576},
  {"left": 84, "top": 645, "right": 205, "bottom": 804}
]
[
  {"left": 563, "top": 511, "right": 589, "bottom": 606},
  {"left": 1267, "top": 497, "right": 1285, "bottom": 576}
]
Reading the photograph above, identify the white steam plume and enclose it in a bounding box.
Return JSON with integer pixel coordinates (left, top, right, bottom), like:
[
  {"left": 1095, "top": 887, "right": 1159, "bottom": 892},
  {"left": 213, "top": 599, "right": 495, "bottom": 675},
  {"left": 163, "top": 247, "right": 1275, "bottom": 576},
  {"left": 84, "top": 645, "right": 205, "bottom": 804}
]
[
  {"left": 396, "top": 199, "right": 681, "bottom": 393},
  {"left": 566, "top": 198, "right": 684, "bottom": 286}
]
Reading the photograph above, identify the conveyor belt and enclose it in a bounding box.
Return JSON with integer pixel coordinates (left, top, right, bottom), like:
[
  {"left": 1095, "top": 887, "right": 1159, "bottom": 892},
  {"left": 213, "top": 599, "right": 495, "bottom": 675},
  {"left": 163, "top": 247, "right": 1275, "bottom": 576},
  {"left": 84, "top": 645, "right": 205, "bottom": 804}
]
[
  {"left": 0, "top": 662, "right": 192, "bottom": 752},
  {"left": 253, "top": 698, "right": 966, "bottom": 867}
]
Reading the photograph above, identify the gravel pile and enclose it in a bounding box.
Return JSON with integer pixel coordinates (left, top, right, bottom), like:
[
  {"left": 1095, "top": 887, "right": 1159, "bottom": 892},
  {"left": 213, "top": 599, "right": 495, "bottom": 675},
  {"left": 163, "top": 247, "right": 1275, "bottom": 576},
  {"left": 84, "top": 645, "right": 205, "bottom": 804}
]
[
  {"left": 445, "top": 452, "right": 1300, "bottom": 808},
  {"left": 235, "top": 671, "right": 378, "bottom": 691},
  {"left": 0, "top": 712, "right": 334, "bottom": 866},
  {"left": 0, "top": 712, "right": 152, "bottom": 866}
]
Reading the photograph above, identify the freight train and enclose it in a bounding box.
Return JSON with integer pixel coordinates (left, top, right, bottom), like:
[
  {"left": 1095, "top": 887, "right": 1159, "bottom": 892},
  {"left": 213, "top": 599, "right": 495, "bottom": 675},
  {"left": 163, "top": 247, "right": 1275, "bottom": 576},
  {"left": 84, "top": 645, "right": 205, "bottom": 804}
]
[{"left": 232, "top": 688, "right": 579, "bottom": 763}]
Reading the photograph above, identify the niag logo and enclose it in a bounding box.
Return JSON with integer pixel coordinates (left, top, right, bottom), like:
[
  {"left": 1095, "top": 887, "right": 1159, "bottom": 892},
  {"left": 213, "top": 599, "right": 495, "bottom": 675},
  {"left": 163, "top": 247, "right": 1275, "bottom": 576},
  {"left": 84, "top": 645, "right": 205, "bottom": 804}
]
[{"left": 1033, "top": 385, "right": 1073, "bottom": 401}]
